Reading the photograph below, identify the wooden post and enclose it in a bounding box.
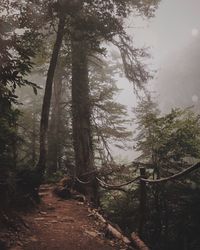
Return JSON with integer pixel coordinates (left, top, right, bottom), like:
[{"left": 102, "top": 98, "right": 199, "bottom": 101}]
[{"left": 138, "top": 167, "right": 147, "bottom": 236}]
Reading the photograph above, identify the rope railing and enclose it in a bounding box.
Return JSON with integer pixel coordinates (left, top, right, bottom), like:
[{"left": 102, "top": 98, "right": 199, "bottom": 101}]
[
  {"left": 141, "top": 161, "right": 200, "bottom": 184},
  {"left": 74, "top": 161, "right": 200, "bottom": 189},
  {"left": 96, "top": 176, "right": 140, "bottom": 188}
]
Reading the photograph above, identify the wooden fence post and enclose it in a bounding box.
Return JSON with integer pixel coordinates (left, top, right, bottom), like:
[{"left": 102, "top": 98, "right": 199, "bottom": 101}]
[{"left": 138, "top": 167, "right": 147, "bottom": 236}]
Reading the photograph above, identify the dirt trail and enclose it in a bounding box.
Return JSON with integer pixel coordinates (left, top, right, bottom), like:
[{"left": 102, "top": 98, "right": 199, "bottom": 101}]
[{"left": 9, "top": 185, "right": 122, "bottom": 250}]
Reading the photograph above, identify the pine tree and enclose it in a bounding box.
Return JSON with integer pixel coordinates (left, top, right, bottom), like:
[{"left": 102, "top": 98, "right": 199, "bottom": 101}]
[
  {"left": 90, "top": 56, "right": 132, "bottom": 164},
  {"left": 134, "top": 96, "right": 200, "bottom": 178}
]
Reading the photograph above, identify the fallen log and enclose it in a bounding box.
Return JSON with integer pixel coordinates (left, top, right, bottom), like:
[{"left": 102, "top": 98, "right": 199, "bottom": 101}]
[
  {"left": 90, "top": 209, "right": 131, "bottom": 245},
  {"left": 131, "top": 232, "right": 149, "bottom": 250},
  {"left": 90, "top": 209, "right": 150, "bottom": 250}
]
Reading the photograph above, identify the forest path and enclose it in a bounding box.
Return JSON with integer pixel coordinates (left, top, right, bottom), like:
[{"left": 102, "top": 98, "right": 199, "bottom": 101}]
[{"left": 9, "top": 184, "right": 117, "bottom": 250}]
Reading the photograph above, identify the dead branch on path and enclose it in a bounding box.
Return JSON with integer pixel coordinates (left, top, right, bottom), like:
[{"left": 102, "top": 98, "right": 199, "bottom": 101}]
[
  {"left": 90, "top": 209, "right": 131, "bottom": 245},
  {"left": 90, "top": 209, "right": 150, "bottom": 250}
]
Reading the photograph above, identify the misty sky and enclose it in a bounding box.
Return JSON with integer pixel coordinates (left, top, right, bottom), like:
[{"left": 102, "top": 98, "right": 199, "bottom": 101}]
[
  {"left": 114, "top": 0, "right": 200, "bottom": 162},
  {"left": 134, "top": 0, "right": 200, "bottom": 66},
  {"left": 118, "top": 0, "right": 200, "bottom": 112}
]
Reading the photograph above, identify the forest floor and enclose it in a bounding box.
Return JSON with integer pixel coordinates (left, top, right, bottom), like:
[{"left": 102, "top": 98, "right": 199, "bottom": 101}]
[{"left": 2, "top": 184, "right": 127, "bottom": 250}]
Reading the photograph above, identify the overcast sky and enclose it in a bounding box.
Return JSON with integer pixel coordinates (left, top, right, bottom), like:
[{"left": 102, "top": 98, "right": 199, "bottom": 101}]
[
  {"left": 117, "top": 0, "right": 200, "bottom": 111},
  {"left": 133, "top": 0, "right": 200, "bottom": 65},
  {"left": 114, "top": 0, "right": 200, "bottom": 162}
]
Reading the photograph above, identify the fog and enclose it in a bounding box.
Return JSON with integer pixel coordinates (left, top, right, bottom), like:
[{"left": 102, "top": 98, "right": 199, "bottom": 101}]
[
  {"left": 155, "top": 37, "right": 200, "bottom": 112},
  {"left": 113, "top": 0, "right": 200, "bottom": 162},
  {"left": 148, "top": 0, "right": 200, "bottom": 111},
  {"left": 14, "top": 0, "right": 200, "bottom": 163}
]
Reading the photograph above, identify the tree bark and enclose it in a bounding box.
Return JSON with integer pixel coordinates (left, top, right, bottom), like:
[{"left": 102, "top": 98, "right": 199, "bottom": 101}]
[
  {"left": 37, "top": 14, "right": 65, "bottom": 176},
  {"left": 71, "top": 36, "right": 97, "bottom": 202}
]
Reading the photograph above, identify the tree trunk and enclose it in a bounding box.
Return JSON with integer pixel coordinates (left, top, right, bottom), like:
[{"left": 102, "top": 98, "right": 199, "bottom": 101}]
[
  {"left": 36, "top": 14, "right": 65, "bottom": 176},
  {"left": 71, "top": 37, "right": 98, "bottom": 203},
  {"left": 31, "top": 107, "right": 37, "bottom": 166},
  {"left": 47, "top": 65, "right": 63, "bottom": 176}
]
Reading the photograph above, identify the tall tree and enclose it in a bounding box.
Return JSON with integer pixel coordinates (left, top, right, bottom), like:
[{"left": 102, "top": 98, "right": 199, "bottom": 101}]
[
  {"left": 36, "top": 8, "right": 66, "bottom": 176},
  {"left": 15, "top": 0, "right": 160, "bottom": 196},
  {"left": 18, "top": 91, "right": 41, "bottom": 166},
  {"left": 133, "top": 95, "right": 160, "bottom": 171},
  {"left": 90, "top": 56, "right": 132, "bottom": 163},
  {"left": 69, "top": 0, "right": 160, "bottom": 201},
  {"left": 47, "top": 53, "right": 72, "bottom": 175}
]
